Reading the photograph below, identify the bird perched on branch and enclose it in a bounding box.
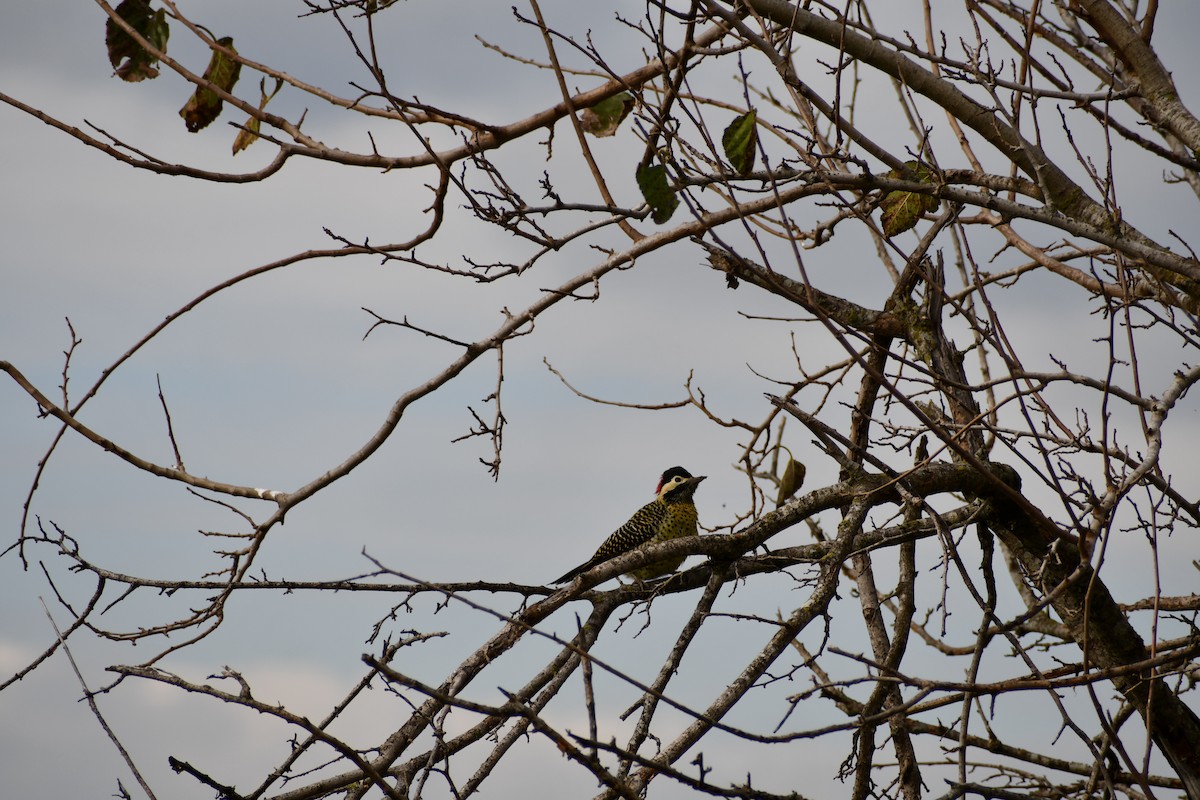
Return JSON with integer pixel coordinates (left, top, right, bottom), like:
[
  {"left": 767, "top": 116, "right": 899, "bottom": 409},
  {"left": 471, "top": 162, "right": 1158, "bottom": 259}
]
[{"left": 552, "top": 466, "right": 706, "bottom": 584}]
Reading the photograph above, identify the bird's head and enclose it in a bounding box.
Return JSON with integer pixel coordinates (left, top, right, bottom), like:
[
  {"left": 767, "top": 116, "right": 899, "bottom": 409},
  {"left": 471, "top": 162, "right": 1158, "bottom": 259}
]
[{"left": 655, "top": 466, "right": 706, "bottom": 502}]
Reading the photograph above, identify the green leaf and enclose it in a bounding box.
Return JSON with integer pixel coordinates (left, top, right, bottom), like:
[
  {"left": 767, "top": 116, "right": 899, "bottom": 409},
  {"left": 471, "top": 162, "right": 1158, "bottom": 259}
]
[
  {"left": 722, "top": 110, "right": 758, "bottom": 176},
  {"left": 636, "top": 162, "right": 679, "bottom": 224},
  {"left": 580, "top": 92, "right": 633, "bottom": 138},
  {"left": 879, "top": 160, "right": 938, "bottom": 236},
  {"left": 180, "top": 37, "right": 242, "bottom": 133},
  {"left": 106, "top": 0, "right": 170, "bottom": 83}
]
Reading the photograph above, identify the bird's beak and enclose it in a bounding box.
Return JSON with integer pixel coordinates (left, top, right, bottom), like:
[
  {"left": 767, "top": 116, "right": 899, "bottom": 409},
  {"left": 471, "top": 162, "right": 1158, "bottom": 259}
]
[{"left": 692, "top": 475, "right": 707, "bottom": 484}]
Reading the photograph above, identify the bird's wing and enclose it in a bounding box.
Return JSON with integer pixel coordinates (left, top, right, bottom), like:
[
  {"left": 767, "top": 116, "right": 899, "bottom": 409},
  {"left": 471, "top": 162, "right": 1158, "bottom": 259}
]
[
  {"left": 593, "top": 499, "right": 666, "bottom": 558},
  {"left": 552, "top": 500, "right": 666, "bottom": 584}
]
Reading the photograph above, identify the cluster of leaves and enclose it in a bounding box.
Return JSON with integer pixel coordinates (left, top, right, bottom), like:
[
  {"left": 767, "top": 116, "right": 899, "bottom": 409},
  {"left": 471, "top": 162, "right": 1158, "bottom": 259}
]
[
  {"left": 583, "top": 85, "right": 933, "bottom": 236},
  {"left": 591, "top": 100, "right": 760, "bottom": 225},
  {"left": 105, "top": 0, "right": 271, "bottom": 150}
]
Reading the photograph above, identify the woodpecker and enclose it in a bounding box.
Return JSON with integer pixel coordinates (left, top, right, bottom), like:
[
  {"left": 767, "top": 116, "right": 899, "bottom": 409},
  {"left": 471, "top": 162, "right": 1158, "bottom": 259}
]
[{"left": 552, "top": 466, "right": 706, "bottom": 584}]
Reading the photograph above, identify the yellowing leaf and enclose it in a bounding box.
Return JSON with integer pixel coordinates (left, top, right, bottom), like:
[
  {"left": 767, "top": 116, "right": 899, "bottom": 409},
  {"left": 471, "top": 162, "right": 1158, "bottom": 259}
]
[
  {"left": 232, "top": 77, "right": 283, "bottom": 155},
  {"left": 636, "top": 162, "right": 678, "bottom": 224},
  {"left": 580, "top": 92, "right": 633, "bottom": 138},
  {"left": 775, "top": 457, "right": 806, "bottom": 506},
  {"left": 880, "top": 161, "right": 938, "bottom": 236},
  {"left": 106, "top": 0, "right": 170, "bottom": 83},
  {"left": 722, "top": 110, "right": 758, "bottom": 176},
  {"left": 231, "top": 117, "right": 261, "bottom": 155},
  {"left": 180, "top": 37, "right": 242, "bottom": 133}
]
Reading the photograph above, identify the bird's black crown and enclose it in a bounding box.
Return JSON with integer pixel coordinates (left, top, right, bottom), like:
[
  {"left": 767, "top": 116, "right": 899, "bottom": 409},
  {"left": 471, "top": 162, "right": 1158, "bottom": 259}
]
[{"left": 660, "top": 466, "right": 692, "bottom": 483}]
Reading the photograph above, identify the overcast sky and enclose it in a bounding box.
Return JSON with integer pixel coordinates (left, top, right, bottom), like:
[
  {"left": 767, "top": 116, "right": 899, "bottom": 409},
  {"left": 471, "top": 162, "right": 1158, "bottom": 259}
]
[{"left": 4, "top": 3, "right": 1200, "bottom": 799}]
